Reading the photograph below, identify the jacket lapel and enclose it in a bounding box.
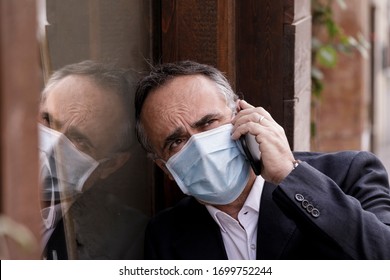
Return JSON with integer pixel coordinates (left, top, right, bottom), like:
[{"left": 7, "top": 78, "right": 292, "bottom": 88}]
[
  {"left": 256, "top": 182, "right": 297, "bottom": 259},
  {"left": 173, "top": 198, "right": 228, "bottom": 260},
  {"left": 170, "top": 183, "right": 297, "bottom": 260}
]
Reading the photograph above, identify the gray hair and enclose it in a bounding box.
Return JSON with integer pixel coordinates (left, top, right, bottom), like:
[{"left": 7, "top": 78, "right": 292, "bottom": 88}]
[
  {"left": 42, "top": 60, "right": 136, "bottom": 153},
  {"left": 134, "top": 60, "right": 238, "bottom": 157}
]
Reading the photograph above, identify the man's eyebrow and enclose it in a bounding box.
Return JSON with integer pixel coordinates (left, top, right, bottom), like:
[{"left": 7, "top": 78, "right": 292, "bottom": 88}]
[
  {"left": 191, "top": 113, "right": 222, "bottom": 128},
  {"left": 162, "top": 127, "right": 186, "bottom": 151},
  {"left": 161, "top": 113, "right": 223, "bottom": 152}
]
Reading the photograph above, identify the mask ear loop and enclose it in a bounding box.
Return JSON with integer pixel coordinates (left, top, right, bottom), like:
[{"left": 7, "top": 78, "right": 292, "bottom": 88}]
[{"left": 40, "top": 153, "right": 57, "bottom": 230}]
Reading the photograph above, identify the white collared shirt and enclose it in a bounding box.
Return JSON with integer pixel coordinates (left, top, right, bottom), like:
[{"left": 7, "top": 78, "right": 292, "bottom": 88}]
[{"left": 206, "top": 176, "right": 265, "bottom": 260}]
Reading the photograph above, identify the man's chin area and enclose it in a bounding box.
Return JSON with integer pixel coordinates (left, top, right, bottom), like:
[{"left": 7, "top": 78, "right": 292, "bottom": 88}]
[
  {"left": 195, "top": 198, "right": 209, "bottom": 206},
  {"left": 194, "top": 197, "right": 232, "bottom": 207}
]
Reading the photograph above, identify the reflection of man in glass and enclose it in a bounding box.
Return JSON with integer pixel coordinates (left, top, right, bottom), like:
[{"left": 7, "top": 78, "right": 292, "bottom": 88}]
[{"left": 39, "top": 60, "right": 147, "bottom": 259}]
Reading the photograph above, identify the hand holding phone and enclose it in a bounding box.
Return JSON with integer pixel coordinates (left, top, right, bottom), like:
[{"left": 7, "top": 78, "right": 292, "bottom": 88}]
[
  {"left": 233, "top": 99, "right": 296, "bottom": 184},
  {"left": 239, "top": 133, "right": 262, "bottom": 175}
]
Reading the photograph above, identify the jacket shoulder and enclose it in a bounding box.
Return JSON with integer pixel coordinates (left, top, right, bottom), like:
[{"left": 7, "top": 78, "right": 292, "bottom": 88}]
[{"left": 294, "top": 150, "right": 386, "bottom": 173}]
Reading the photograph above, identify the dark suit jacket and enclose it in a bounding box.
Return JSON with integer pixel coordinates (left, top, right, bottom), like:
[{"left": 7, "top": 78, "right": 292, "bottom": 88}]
[
  {"left": 144, "top": 151, "right": 390, "bottom": 259},
  {"left": 44, "top": 184, "right": 148, "bottom": 260}
]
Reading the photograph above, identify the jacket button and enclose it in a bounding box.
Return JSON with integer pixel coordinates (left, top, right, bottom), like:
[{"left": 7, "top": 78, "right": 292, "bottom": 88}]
[
  {"left": 295, "top": 194, "right": 304, "bottom": 201},
  {"left": 311, "top": 208, "right": 320, "bottom": 218},
  {"left": 306, "top": 204, "right": 314, "bottom": 213},
  {"left": 302, "top": 199, "right": 309, "bottom": 208}
]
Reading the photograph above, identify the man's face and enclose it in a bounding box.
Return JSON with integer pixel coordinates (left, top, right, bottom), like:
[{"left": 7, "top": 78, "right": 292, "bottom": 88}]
[
  {"left": 140, "top": 74, "right": 234, "bottom": 161},
  {"left": 40, "top": 75, "right": 125, "bottom": 160}
]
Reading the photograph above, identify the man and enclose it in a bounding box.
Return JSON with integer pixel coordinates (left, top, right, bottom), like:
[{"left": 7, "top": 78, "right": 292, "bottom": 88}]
[
  {"left": 135, "top": 60, "right": 390, "bottom": 259},
  {"left": 39, "top": 60, "right": 148, "bottom": 259}
]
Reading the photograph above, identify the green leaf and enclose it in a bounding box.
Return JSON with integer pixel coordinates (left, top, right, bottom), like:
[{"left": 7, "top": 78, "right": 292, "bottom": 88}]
[
  {"left": 347, "top": 36, "right": 358, "bottom": 47},
  {"left": 311, "top": 37, "right": 322, "bottom": 50},
  {"left": 312, "top": 77, "right": 324, "bottom": 98},
  {"left": 311, "top": 66, "right": 324, "bottom": 80},
  {"left": 326, "top": 18, "right": 340, "bottom": 38},
  {"left": 316, "top": 45, "right": 338, "bottom": 68},
  {"left": 357, "top": 32, "right": 371, "bottom": 49}
]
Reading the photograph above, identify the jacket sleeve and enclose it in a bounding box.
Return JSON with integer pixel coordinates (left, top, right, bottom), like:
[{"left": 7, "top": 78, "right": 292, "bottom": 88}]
[
  {"left": 144, "top": 221, "right": 160, "bottom": 260},
  {"left": 273, "top": 151, "right": 390, "bottom": 259}
]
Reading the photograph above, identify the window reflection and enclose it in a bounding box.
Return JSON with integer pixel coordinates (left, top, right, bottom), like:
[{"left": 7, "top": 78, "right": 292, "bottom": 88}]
[
  {"left": 37, "top": 0, "right": 153, "bottom": 259},
  {"left": 38, "top": 61, "right": 149, "bottom": 259}
]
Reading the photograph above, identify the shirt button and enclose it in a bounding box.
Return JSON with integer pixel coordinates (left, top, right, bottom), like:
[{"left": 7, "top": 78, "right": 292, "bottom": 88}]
[{"left": 250, "top": 244, "right": 256, "bottom": 250}]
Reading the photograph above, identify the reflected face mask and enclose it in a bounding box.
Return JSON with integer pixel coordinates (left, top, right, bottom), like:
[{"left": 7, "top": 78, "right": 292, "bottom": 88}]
[
  {"left": 38, "top": 124, "right": 100, "bottom": 201},
  {"left": 165, "top": 124, "right": 251, "bottom": 205}
]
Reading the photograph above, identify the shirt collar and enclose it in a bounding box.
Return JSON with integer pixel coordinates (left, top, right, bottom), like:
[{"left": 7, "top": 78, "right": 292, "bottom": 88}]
[{"left": 206, "top": 175, "right": 265, "bottom": 232}]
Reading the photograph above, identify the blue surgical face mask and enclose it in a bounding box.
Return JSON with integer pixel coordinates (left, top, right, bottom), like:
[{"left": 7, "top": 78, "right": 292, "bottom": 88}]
[
  {"left": 165, "top": 124, "right": 251, "bottom": 205},
  {"left": 38, "top": 124, "right": 101, "bottom": 229}
]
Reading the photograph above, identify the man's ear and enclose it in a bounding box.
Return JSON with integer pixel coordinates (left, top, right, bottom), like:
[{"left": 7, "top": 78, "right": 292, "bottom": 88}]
[
  {"left": 154, "top": 158, "right": 174, "bottom": 180},
  {"left": 99, "top": 152, "right": 130, "bottom": 179}
]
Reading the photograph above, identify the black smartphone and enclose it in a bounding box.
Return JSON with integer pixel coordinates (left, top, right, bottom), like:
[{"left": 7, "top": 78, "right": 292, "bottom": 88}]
[{"left": 239, "top": 134, "right": 262, "bottom": 175}]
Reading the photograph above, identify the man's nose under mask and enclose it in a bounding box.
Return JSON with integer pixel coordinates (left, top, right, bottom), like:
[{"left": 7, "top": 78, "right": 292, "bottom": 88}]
[
  {"left": 165, "top": 124, "right": 251, "bottom": 205},
  {"left": 38, "top": 124, "right": 100, "bottom": 201},
  {"left": 38, "top": 124, "right": 101, "bottom": 229}
]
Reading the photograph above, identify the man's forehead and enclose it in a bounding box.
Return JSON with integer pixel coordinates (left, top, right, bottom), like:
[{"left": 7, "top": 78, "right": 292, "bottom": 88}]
[{"left": 47, "top": 77, "right": 124, "bottom": 109}]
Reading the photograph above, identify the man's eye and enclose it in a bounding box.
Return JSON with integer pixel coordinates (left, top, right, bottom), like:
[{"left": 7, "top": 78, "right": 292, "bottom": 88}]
[
  {"left": 204, "top": 119, "right": 216, "bottom": 127},
  {"left": 40, "top": 113, "right": 51, "bottom": 127},
  {"left": 202, "top": 119, "right": 220, "bottom": 131},
  {"left": 70, "top": 137, "right": 90, "bottom": 153},
  {"left": 170, "top": 139, "right": 185, "bottom": 150},
  {"left": 167, "top": 138, "right": 188, "bottom": 156}
]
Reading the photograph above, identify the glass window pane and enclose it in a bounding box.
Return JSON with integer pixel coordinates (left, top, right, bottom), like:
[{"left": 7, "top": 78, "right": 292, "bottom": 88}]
[{"left": 38, "top": 0, "right": 153, "bottom": 259}]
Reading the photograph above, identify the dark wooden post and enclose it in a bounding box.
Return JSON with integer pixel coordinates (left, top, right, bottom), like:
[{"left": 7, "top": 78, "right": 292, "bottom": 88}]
[
  {"left": 161, "top": 0, "right": 236, "bottom": 82},
  {"left": 236, "top": 0, "right": 311, "bottom": 150}
]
